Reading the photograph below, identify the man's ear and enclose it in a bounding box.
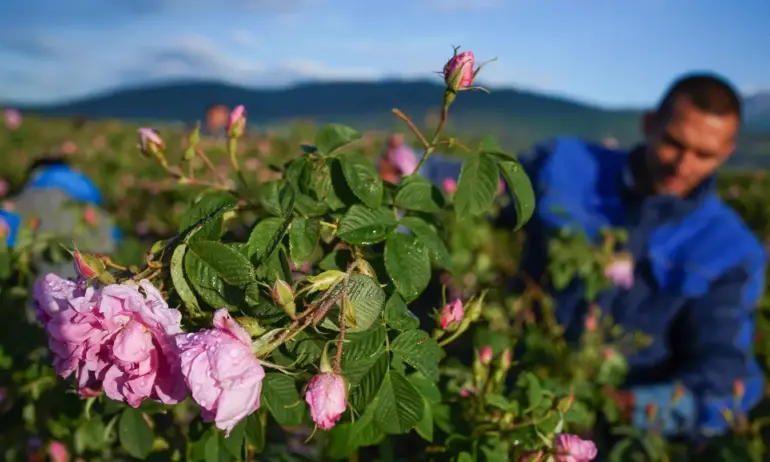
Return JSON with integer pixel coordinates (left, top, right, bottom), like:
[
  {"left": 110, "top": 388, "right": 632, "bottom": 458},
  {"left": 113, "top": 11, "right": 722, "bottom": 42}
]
[{"left": 641, "top": 111, "right": 656, "bottom": 138}]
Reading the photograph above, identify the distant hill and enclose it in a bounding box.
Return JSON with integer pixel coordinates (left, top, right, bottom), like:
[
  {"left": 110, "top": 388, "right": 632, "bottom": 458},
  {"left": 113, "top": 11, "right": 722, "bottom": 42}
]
[
  {"left": 745, "top": 92, "right": 770, "bottom": 131},
  {"left": 9, "top": 80, "right": 770, "bottom": 165}
]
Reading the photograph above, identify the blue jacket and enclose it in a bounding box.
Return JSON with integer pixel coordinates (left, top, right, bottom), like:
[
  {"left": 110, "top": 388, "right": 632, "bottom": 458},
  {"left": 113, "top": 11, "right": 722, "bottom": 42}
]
[
  {"left": 0, "top": 164, "right": 122, "bottom": 248},
  {"left": 422, "top": 138, "right": 766, "bottom": 438}
]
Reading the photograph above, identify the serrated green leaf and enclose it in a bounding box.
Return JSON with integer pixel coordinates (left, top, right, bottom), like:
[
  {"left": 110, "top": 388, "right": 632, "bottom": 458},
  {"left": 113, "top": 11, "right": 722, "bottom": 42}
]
[
  {"left": 349, "top": 353, "right": 389, "bottom": 411},
  {"left": 384, "top": 232, "right": 431, "bottom": 302},
  {"left": 184, "top": 250, "right": 229, "bottom": 308},
  {"left": 320, "top": 274, "right": 386, "bottom": 333},
  {"left": 340, "top": 153, "right": 383, "bottom": 209},
  {"left": 315, "top": 124, "right": 362, "bottom": 155},
  {"left": 244, "top": 412, "right": 265, "bottom": 453},
  {"left": 390, "top": 330, "right": 441, "bottom": 381},
  {"left": 259, "top": 180, "right": 295, "bottom": 218},
  {"left": 247, "top": 217, "right": 288, "bottom": 264},
  {"left": 179, "top": 191, "right": 237, "bottom": 242},
  {"left": 374, "top": 370, "right": 424, "bottom": 434},
  {"left": 170, "top": 244, "right": 203, "bottom": 319},
  {"left": 188, "top": 240, "right": 256, "bottom": 287},
  {"left": 289, "top": 217, "right": 320, "bottom": 264},
  {"left": 338, "top": 205, "right": 398, "bottom": 246},
  {"left": 261, "top": 373, "right": 305, "bottom": 427},
  {"left": 454, "top": 152, "right": 499, "bottom": 218},
  {"left": 341, "top": 327, "right": 387, "bottom": 385},
  {"left": 394, "top": 175, "right": 445, "bottom": 213},
  {"left": 498, "top": 159, "right": 536, "bottom": 230},
  {"left": 399, "top": 216, "right": 452, "bottom": 270},
  {"left": 384, "top": 293, "right": 419, "bottom": 331},
  {"left": 118, "top": 408, "right": 153, "bottom": 460}
]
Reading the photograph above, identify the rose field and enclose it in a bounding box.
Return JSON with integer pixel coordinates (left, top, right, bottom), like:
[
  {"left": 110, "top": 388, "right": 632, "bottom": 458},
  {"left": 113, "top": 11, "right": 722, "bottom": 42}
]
[{"left": 1, "top": 53, "right": 770, "bottom": 462}]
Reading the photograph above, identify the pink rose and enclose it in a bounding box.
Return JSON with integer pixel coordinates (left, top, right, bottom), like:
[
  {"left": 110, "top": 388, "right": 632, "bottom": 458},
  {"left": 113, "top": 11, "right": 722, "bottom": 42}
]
[
  {"left": 48, "top": 440, "right": 68, "bottom": 462},
  {"left": 443, "top": 51, "right": 475, "bottom": 90},
  {"left": 442, "top": 177, "right": 457, "bottom": 193},
  {"left": 553, "top": 433, "right": 598, "bottom": 462},
  {"left": 175, "top": 309, "right": 265, "bottom": 436},
  {"left": 137, "top": 128, "right": 164, "bottom": 157},
  {"left": 439, "top": 298, "right": 464, "bottom": 330},
  {"left": 3, "top": 108, "right": 21, "bottom": 129},
  {"left": 604, "top": 258, "right": 634, "bottom": 289},
  {"left": 479, "top": 345, "right": 493, "bottom": 365},
  {"left": 226, "top": 105, "right": 247, "bottom": 138},
  {"left": 305, "top": 372, "right": 347, "bottom": 430},
  {"left": 32, "top": 275, "right": 187, "bottom": 405}
]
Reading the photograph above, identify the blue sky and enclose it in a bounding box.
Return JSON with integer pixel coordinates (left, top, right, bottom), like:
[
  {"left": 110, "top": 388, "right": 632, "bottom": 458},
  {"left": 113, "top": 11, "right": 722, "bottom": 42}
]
[{"left": 0, "top": 0, "right": 767, "bottom": 107}]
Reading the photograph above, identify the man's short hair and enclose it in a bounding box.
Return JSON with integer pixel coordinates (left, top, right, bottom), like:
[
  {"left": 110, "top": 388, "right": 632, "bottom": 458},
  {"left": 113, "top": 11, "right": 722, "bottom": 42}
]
[
  {"left": 26, "top": 155, "right": 70, "bottom": 177},
  {"left": 656, "top": 73, "right": 742, "bottom": 122}
]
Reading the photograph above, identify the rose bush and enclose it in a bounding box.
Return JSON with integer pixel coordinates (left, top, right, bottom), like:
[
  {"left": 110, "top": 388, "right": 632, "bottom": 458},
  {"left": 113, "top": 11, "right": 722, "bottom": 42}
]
[{"left": 0, "top": 49, "right": 769, "bottom": 462}]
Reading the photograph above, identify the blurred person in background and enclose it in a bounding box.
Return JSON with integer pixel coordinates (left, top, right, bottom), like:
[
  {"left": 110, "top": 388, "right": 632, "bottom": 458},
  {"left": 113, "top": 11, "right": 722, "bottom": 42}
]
[
  {"left": 0, "top": 156, "right": 121, "bottom": 278},
  {"left": 495, "top": 73, "right": 765, "bottom": 449},
  {"left": 378, "top": 132, "right": 465, "bottom": 187}
]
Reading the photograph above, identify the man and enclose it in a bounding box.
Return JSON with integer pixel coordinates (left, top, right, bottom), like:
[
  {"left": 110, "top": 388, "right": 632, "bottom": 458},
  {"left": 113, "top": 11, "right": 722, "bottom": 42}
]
[
  {"left": 0, "top": 156, "right": 121, "bottom": 278},
  {"left": 501, "top": 73, "right": 765, "bottom": 442}
]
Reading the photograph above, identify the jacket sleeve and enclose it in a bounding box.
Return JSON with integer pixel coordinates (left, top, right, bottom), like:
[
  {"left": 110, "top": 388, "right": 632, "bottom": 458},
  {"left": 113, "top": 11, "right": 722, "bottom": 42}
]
[
  {"left": 0, "top": 209, "right": 21, "bottom": 248},
  {"left": 628, "top": 261, "right": 766, "bottom": 437}
]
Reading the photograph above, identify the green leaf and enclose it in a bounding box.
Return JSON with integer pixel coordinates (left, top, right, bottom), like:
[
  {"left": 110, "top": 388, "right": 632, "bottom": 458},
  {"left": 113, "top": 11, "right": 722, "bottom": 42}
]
[
  {"left": 244, "top": 412, "right": 265, "bottom": 453},
  {"left": 384, "top": 232, "right": 431, "bottom": 302},
  {"left": 477, "top": 135, "right": 506, "bottom": 157},
  {"left": 341, "top": 327, "right": 388, "bottom": 385},
  {"left": 458, "top": 452, "right": 475, "bottom": 462},
  {"left": 384, "top": 293, "right": 419, "bottom": 331},
  {"left": 454, "top": 152, "right": 499, "bottom": 218},
  {"left": 340, "top": 153, "right": 383, "bottom": 209},
  {"left": 349, "top": 353, "right": 389, "bottom": 411},
  {"left": 261, "top": 373, "right": 306, "bottom": 427},
  {"left": 338, "top": 205, "right": 398, "bottom": 246},
  {"left": 118, "top": 408, "right": 153, "bottom": 460},
  {"left": 188, "top": 240, "right": 256, "bottom": 287},
  {"left": 374, "top": 370, "right": 424, "bottom": 434},
  {"left": 408, "top": 372, "right": 442, "bottom": 403},
  {"left": 394, "top": 175, "right": 445, "bottom": 213},
  {"left": 498, "top": 159, "right": 536, "bottom": 230},
  {"left": 315, "top": 124, "right": 362, "bottom": 154},
  {"left": 247, "top": 217, "right": 289, "bottom": 264},
  {"left": 184, "top": 250, "right": 228, "bottom": 309},
  {"left": 289, "top": 217, "right": 320, "bottom": 264},
  {"left": 170, "top": 244, "right": 203, "bottom": 319},
  {"left": 222, "top": 420, "right": 246, "bottom": 458},
  {"left": 414, "top": 398, "right": 433, "bottom": 442},
  {"left": 179, "top": 191, "right": 237, "bottom": 242},
  {"left": 259, "top": 180, "right": 296, "bottom": 218},
  {"left": 519, "top": 372, "right": 543, "bottom": 412},
  {"left": 399, "top": 216, "right": 452, "bottom": 269},
  {"left": 320, "top": 274, "right": 387, "bottom": 333},
  {"left": 390, "top": 330, "right": 441, "bottom": 381}
]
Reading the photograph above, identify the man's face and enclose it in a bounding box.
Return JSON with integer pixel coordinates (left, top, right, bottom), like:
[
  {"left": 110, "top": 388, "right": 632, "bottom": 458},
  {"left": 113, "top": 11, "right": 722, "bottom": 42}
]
[{"left": 642, "top": 97, "right": 739, "bottom": 197}]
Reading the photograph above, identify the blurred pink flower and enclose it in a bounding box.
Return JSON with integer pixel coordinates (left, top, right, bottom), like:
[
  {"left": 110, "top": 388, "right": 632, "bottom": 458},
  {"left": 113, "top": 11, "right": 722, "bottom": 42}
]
[
  {"left": 459, "top": 387, "right": 476, "bottom": 397},
  {"left": 439, "top": 298, "right": 464, "bottom": 330},
  {"left": 0, "top": 178, "right": 8, "bottom": 197},
  {"left": 61, "top": 141, "right": 77, "bottom": 155},
  {"left": 604, "top": 257, "right": 634, "bottom": 289},
  {"left": 226, "top": 105, "right": 247, "bottom": 138},
  {"left": 305, "top": 373, "right": 347, "bottom": 430},
  {"left": 175, "top": 309, "right": 265, "bottom": 436},
  {"left": 32, "top": 275, "right": 187, "bottom": 405},
  {"left": 137, "top": 128, "right": 164, "bottom": 157},
  {"left": 48, "top": 441, "right": 68, "bottom": 462},
  {"left": 553, "top": 433, "right": 598, "bottom": 462},
  {"left": 443, "top": 51, "right": 475, "bottom": 90},
  {"left": 442, "top": 177, "right": 457, "bottom": 193},
  {"left": 3, "top": 108, "right": 21, "bottom": 129},
  {"left": 479, "top": 345, "right": 493, "bottom": 364}
]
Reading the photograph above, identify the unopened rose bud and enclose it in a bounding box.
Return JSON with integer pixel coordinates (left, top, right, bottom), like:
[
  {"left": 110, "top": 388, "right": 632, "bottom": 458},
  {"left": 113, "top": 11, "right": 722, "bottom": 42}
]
[
  {"left": 460, "top": 387, "right": 476, "bottom": 397},
  {"left": 439, "top": 299, "right": 464, "bottom": 330},
  {"left": 443, "top": 50, "right": 475, "bottom": 92},
  {"left": 271, "top": 279, "right": 296, "bottom": 318},
  {"left": 645, "top": 402, "right": 657, "bottom": 422},
  {"left": 733, "top": 379, "right": 745, "bottom": 400},
  {"left": 479, "top": 345, "right": 493, "bottom": 365},
  {"left": 73, "top": 251, "right": 106, "bottom": 279},
  {"left": 442, "top": 177, "right": 457, "bottom": 194},
  {"left": 226, "top": 105, "right": 247, "bottom": 139},
  {"left": 584, "top": 313, "right": 598, "bottom": 332},
  {"left": 137, "top": 128, "right": 164, "bottom": 158}
]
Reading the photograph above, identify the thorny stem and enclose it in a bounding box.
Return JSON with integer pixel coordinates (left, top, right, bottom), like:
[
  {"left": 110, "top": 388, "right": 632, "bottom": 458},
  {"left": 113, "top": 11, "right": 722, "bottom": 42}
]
[
  {"left": 391, "top": 108, "right": 430, "bottom": 149},
  {"left": 334, "top": 293, "right": 348, "bottom": 373},
  {"left": 392, "top": 90, "right": 452, "bottom": 177}
]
